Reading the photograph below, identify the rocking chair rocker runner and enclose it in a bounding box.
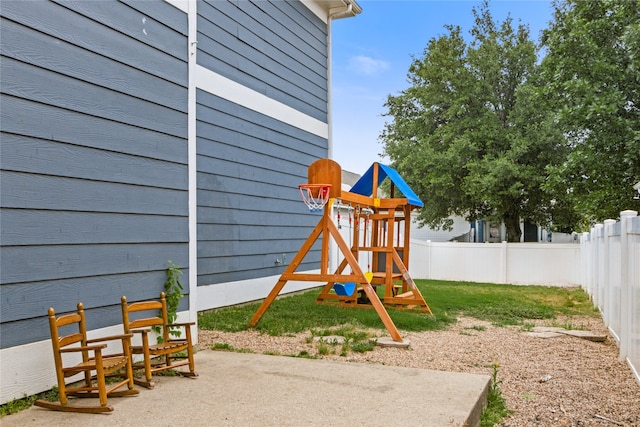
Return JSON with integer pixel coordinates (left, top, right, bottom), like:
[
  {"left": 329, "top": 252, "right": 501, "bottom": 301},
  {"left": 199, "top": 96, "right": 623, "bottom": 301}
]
[
  {"left": 120, "top": 292, "right": 197, "bottom": 388},
  {"left": 34, "top": 303, "right": 139, "bottom": 413}
]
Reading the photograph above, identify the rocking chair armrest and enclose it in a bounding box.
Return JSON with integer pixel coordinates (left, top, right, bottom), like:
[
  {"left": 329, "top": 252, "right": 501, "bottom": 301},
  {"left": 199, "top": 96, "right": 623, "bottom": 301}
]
[
  {"left": 60, "top": 344, "right": 107, "bottom": 353},
  {"left": 86, "top": 333, "right": 134, "bottom": 344},
  {"left": 129, "top": 328, "right": 152, "bottom": 335},
  {"left": 166, "top": 322, "right": 196, "bottom": 328}
]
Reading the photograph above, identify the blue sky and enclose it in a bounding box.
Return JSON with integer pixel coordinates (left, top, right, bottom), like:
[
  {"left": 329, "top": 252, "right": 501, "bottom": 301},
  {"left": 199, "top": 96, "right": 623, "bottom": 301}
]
[{"left": 330, "top": 0, "right": 555, "bottom": 174}]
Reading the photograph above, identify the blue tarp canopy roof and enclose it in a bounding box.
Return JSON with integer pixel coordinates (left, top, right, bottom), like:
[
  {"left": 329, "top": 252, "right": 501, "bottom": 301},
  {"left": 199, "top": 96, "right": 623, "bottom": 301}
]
[{"left": 349, "top": 163, "right": 423, "bottom": 208}]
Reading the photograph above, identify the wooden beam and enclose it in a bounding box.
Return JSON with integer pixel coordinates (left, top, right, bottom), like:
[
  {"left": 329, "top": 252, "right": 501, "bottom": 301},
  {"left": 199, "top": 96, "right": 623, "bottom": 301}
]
[{"left": 339, "top": 191, "right": 409, "bottom": 209}]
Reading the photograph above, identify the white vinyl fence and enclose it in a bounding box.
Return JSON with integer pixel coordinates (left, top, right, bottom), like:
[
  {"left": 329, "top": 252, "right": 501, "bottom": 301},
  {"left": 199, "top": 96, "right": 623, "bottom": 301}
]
[
  {"left": 409, "top": 241, "right": 581, "bottom": 286},
  {"left": 579, "top": 210, "right": 640, "bottom": 383}
]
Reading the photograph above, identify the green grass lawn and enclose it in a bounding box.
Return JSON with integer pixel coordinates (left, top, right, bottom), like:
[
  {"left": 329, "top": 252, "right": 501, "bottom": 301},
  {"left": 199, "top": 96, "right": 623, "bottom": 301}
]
[{"left": 198, "top": 279, "right": 599, "bottom": 335}]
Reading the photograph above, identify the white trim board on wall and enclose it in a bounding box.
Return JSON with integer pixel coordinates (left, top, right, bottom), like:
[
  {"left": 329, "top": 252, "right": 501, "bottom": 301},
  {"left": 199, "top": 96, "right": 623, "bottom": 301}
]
[
  {"left": 194, "top": 65, "right": 329, "bottom": 139},
  {"left": 196, "top": 272, "right": 323, "bottom": 312}
]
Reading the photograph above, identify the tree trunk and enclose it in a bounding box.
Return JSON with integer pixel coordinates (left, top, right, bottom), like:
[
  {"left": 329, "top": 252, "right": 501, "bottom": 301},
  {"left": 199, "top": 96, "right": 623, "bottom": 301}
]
[{"left": 503, "top": 213, "right": 522, "bottom": 243}]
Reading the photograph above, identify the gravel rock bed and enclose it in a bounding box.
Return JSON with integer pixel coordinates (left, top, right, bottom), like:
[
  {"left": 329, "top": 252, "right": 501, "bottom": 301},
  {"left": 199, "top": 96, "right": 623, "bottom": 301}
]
[{"left": 198, "top": 315, "right": 640, "bottom": 426}]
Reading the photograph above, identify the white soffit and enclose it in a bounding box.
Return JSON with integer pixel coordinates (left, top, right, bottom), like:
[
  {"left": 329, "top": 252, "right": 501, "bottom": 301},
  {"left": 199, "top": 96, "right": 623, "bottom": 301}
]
[{"left": 302, "top": 0, "right": 362, "bottom": 23}]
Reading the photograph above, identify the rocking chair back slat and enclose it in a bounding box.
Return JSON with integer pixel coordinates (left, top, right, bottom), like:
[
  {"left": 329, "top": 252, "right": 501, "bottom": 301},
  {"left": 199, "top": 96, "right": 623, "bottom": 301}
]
[
  {"left": 55, "top": 312, "right": 82, "bottom": 327},
  {"left": 127, "top": 301, "right": 163, "bottom": 312},
  {"left": 58, "top": 333, "right": 84, "bottom": 348},
  {"left": 128, "top": 317, "right": 164, "bottom": 330}
]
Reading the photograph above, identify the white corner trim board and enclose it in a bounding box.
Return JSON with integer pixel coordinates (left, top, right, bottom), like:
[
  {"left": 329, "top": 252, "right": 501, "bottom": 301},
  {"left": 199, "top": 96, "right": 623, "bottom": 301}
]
[{"left": 195, "top": 65, "right": 329, "bottom": 140}]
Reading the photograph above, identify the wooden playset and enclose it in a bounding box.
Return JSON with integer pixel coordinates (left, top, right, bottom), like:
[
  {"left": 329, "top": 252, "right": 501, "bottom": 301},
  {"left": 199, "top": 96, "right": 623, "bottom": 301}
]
[{"left": 249, "top": 158, "right": 431, "bottom": 342}]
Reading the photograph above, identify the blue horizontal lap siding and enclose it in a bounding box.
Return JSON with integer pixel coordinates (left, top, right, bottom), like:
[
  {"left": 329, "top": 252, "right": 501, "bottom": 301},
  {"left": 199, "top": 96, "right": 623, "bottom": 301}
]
[
  {"left": 1, "top": 171, "right": 187, "bottom": 215},
  {"left": 1, "top": 209, "right": 187, "bottom": 246},
  {"left": 1, "top": 134, "right": 187, "bottom": 190},
  {"left": 197, "top": 109, "right": 325, "bottom": 161},
  {"left": 2, "top": 97, "right": 187, "bottom": 163},
  {"left": 1, "top": 19, "right": 186, "bottom": 114},
  {"left": 1, "top": 58, "right": 185, "bottom": 138},
  {"left": 0, "top": 0, "right": 189, "bottom": 348},
  {"left": 1, "top": 271, "right": 170, "bottom": 323},
  {"left": 196, "top": 91, "right": 325, "bottom": 286},
  {"left": 1, "top": 0, "right": 187, "bottom": 87},
  {"left": 197, "top": 0, "right": 328, "bottom": 122}
]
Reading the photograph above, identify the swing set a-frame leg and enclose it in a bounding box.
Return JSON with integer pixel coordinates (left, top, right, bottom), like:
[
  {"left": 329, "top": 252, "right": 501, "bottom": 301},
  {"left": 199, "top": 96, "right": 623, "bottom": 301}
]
[
  {"left": 248, "top": 215, "right": 326, "bottom": 328},
  {"left": 248, "top": 278, "right": 287, "bottom": 327}
]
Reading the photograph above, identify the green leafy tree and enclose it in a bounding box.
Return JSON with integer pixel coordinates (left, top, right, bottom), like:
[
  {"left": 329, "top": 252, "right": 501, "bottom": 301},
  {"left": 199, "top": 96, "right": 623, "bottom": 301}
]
[
  {"left": 540, "top": 0, "right": 640, "bottom": 225},
  {"left": 381, "top": 1, "right": 564, "bottom": 241}
]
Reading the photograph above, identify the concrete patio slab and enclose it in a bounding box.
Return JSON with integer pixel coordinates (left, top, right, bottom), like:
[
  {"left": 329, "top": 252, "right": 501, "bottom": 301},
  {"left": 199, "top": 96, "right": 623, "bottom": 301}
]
[{"left": 2, "top": 350, "right": 490, "bottom": 427}]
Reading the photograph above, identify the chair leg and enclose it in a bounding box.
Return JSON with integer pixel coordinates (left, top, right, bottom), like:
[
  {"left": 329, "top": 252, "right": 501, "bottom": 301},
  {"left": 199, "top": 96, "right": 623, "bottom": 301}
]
[
  {"left": 83, "top": 371, "right": 93, "bottom": 388},
  {"left": 144, "top": 361, "right": 154, "bottom": 386},
  {"left": 95, "top": 354, "right": 108, "bottom": 407},
  {"left": 57, "top": 379, "right": 68, "bottom": 406},
  {"left": 124, "top": 347, "right": 136, "bottom": 391},
  {"left": 187, "top": 348, "right": 197, "bottom": 376},
  {"left": 132, "top": 360, "right": 154, "bottom": 388},
  {"left": 185, "top": 327, "right": 197, "bottom": 376},
  {"left": 142, "top": 342, "right": 154, "bottom": 386}
]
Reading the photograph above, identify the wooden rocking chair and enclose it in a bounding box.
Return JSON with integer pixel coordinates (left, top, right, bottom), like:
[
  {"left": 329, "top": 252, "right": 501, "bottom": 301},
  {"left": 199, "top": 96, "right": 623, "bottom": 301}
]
[
  {"left": 34, "top": 303, "right": 139, "bottom": 413},
  {"left": 121, "top": 292, "right": 197, "bottom": 388}
]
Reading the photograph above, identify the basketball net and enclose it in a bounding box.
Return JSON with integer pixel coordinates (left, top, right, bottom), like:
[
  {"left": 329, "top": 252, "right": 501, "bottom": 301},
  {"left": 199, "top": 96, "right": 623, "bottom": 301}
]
[{"left": 298, "top": 184, "right": 331, "bottom": 213}]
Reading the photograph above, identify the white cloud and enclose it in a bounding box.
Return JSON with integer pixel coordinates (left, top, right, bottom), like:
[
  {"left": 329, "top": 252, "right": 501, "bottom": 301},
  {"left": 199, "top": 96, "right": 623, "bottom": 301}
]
[{"left": 348, "top": 55, "right": 390, "bottom": 76}]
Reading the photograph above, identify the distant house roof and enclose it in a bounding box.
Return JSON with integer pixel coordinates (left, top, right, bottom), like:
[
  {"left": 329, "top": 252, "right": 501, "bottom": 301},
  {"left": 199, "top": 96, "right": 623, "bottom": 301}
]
[
  {"left": 341, "top": 169, "right": 361, "bottom": 189},
  {"left": 349, "top": 163, "right": 423, "bottom": 208}
]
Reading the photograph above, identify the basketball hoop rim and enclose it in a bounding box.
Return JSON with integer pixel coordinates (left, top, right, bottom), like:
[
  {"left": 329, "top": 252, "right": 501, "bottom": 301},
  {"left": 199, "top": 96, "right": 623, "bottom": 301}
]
[
  {"left": 298, "top": 183, "right": 332, "bottom": 212},
  {"left": 298, "top": 183, "right": 332, "bottom": 190}
]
